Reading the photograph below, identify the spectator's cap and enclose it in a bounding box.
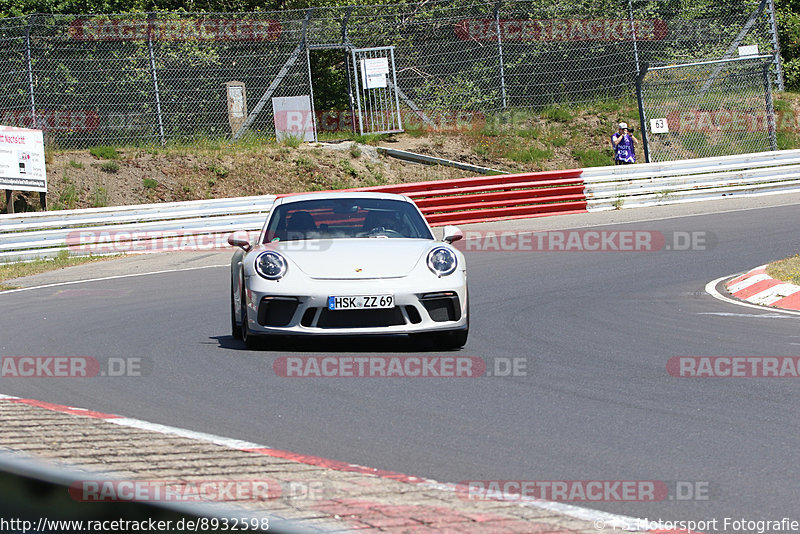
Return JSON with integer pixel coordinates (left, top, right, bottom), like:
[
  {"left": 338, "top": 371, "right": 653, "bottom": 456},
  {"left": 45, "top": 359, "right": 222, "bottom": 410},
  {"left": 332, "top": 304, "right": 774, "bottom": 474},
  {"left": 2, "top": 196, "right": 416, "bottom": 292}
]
[{"left": 618, "top": 122, "right": 628, "bottom": 129}]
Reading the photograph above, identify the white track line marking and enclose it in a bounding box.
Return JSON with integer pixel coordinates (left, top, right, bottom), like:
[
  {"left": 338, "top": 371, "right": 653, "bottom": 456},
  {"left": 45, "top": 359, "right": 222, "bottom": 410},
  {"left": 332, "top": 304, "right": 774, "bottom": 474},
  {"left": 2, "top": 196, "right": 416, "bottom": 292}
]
[
  {"left": 705, "top": 276, "right": 800, "bottom": 317},
  {"left": 107, "top": 417, "right": 266, "bottom": 450},
  {"left": 0, "top": 264, "right": 228, "bottom": 295}
]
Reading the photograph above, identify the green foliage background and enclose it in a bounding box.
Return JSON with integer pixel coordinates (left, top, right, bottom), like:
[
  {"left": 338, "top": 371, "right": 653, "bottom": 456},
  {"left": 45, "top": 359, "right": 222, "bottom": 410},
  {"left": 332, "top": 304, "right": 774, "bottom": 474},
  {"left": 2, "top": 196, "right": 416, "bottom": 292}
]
[
  {"left": 2, "top": 0, "right": 798, "bottom": 91},
  {"left": 777, "top": 0, "right": 800, "bottom": 88}
]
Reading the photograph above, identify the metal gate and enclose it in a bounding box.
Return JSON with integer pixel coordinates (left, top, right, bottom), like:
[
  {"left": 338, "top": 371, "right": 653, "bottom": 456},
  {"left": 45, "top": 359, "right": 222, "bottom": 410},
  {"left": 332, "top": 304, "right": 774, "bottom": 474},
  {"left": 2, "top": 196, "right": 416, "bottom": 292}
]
[{"left": 350, "top": 47, "right": 403, "bottom": 136}]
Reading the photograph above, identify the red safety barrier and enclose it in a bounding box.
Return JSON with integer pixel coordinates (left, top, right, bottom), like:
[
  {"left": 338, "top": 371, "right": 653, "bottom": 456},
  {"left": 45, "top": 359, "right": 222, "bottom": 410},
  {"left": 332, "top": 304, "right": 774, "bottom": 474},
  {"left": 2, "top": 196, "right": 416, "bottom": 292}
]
[{"left": 278, "top": 168, "right": 587, "bottom": 226}]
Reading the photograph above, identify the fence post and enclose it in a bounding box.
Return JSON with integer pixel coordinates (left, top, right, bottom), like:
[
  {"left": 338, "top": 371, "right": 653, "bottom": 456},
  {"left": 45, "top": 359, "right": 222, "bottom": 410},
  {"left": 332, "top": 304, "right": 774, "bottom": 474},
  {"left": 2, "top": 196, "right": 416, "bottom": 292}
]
[
  {"left": 147, "top": 13, "right": 166, "bottom": 145},
  {"left": 767, "top": 0, "right": 785, "bottom": 91},
  {"left": 763, "top": 63, "right": 778, "bottom": 151},
  {"left": 493, "top": 1, "right": 507, "bottom": 110},
  {"left": 25, "top": 15, "right": 38, "bottom": 132},
  {"left": 635, "top": 63, "right": 650, "bottom": 163},
  {"left": 627, "top": 0, "right": 640, "bottom": 78}
]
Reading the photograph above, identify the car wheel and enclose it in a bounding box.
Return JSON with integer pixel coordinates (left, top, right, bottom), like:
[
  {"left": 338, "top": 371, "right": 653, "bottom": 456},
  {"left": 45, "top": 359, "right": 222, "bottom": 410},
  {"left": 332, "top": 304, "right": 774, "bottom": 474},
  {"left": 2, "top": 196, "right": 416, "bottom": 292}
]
[
  {"left": 240, "top": 286, "right": 260, "bottom": 349},
  {"left": 231, "top": 278, "right": 242, "bottom": 340}
]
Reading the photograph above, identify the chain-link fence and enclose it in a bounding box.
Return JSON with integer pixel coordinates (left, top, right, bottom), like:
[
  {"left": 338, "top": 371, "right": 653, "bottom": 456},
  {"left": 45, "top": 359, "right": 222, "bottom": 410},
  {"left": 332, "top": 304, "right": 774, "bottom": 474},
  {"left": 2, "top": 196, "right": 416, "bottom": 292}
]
[
  {"left": 639, "top": 56, "right": 777, "bottom": 163},
  {"left": 0, "top": 0, "right": 783, "bottom": 148}
]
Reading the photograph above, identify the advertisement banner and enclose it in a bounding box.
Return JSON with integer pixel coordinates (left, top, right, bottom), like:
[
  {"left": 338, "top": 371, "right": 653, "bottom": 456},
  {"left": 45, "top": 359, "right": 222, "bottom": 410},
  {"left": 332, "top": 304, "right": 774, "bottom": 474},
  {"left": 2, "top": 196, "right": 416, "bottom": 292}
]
[{"left": 0, "top": 126, "right": 47, "bottom": 193}]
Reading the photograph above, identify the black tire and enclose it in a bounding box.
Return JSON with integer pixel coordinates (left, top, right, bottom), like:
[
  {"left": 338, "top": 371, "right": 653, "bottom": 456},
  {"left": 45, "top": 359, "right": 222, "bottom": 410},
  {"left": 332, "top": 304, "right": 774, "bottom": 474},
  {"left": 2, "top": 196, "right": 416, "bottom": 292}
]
[{"left": 231, "top": 277, "right": 242, "bottom": 340}]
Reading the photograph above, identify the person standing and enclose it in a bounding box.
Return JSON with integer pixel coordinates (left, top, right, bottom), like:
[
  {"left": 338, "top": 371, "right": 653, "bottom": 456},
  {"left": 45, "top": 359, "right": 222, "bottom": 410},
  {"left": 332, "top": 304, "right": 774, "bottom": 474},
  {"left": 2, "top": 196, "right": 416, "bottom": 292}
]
[{"left": 611, "top": 122, "right": 638, "bottom": 164}]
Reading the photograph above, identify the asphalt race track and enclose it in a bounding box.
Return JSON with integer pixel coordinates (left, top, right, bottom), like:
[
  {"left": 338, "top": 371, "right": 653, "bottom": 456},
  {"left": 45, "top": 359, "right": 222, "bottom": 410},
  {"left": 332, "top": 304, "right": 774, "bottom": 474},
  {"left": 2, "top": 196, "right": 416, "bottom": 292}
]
[{"left": 2, "top": 201, "right": 799, "bottom": 524}]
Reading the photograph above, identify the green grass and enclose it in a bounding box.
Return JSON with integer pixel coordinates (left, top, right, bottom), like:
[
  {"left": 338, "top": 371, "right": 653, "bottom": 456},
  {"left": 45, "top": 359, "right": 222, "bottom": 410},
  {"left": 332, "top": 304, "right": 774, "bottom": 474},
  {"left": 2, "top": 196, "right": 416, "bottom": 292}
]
[
  {"left": 90, "top": 186, "right": 108, "bottom": 208},
  {"left": 209, "top": 164, "right": 229, "bottom": 178},
  {"left": 281, "top": 134, "right": 304, "bottom": 148},
  {"left": 68, "top": 160, "right": 84, "bottom": 169},
  {"left": 403, "top": 120, "right": 428, "bottom": 138},
  {"left": 349, "top": 144, "right": 361, "bottom": 158},
  {"left": 547, "top": 133, "right": 568, "bottom": 147},
  {"left": 294, "top": 155, "right": 315, "bottom": 171},
  {"left": 89, "top": 146, "right": 119, "bottom": 159},
  {"left": 766, "top": 254, "right": 800, "bottom": 285},
  {"left": 572, "top": 148, "right": 613, "bottom": 167},
  {"left": 339, "top": 159, "right": 358, "bottom": 178},
  {"left": 0, "top": 250, "right": 115, "bottom": 290},
  {"left": 506, "top": 146, "right": 552, "bottom": 163},
  {"left": 776, "top": 131, "right": 800, "bottom": 150},
  {"left": 143, "top": 177, "right": 158, "bottom": 189},
  {"left": 353, "top": 133, "right": 390, "bottom": 145},
  {"left": 518, "top": 126, "right": 541, "bottom": 139},
  {"left": 773, "top": 98, "right": 792, "bottom": 112},
  {"left": 100, "top": 161, "right": 119, "bottom": 173},
  {"left": 540, "top": 105, "right": 574, "bottom": 122},
  {"left": 54, "top": 178, "right": 78, "bottom": 210}
]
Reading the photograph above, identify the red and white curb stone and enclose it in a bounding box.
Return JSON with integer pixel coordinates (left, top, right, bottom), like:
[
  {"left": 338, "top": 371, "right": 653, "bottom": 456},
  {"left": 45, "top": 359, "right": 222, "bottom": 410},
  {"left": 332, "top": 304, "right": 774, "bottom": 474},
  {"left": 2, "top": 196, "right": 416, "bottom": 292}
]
[
  {"left": 725, "top": 265, "right": 800, "bottom": 310},
  {"left": 0, "top": 393, "right": 674, "bottom": 533}
]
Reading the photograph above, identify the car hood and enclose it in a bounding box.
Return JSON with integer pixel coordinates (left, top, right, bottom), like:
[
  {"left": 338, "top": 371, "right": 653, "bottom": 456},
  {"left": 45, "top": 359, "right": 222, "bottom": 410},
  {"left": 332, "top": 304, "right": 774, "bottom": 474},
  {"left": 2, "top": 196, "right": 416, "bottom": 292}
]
[{"left": 269, "top": 238, "right": 435, "bottom": 279}]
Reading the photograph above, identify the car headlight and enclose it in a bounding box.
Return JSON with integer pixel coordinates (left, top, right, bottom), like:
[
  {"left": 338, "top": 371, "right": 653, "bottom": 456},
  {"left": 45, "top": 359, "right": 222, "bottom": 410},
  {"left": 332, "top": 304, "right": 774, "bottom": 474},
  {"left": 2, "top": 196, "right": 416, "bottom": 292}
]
[
  {"left": 255, "top": 251, "right": 287, "bottom": 280},
  {"left": 427, "top": 246, "right": 457, "bottom": 277}
]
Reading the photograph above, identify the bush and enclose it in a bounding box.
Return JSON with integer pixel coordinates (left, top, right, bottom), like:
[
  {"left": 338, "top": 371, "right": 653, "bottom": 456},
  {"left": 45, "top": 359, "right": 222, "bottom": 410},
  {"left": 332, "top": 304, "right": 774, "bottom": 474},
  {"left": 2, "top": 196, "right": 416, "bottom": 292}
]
[
  {"left": 100, "top": 161, "right": 119, "bottom": 173},
  {"left": 90, "top": 187, "right": 108, "bottom": 208},
  {"left": 89, "top": 146, "right": 119, "bottom": 159}
]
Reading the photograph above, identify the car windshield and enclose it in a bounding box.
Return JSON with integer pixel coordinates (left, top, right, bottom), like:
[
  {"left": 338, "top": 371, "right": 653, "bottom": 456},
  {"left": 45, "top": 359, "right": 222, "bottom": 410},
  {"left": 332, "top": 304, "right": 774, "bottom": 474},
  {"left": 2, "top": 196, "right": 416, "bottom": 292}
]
[{"left": 263, "top": 198, "right": 434, "bottom": 242}]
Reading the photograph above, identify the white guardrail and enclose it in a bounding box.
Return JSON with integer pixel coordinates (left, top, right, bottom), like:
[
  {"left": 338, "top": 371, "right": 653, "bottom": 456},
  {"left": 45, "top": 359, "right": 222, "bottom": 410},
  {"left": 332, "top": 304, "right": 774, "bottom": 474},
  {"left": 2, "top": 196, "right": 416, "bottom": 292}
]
[
  {"left": 3, "top": 149, "right": 800, "bottom": 262},
  {"left": 584, "top": 149, "right": 800, "bottom": 210},
  {"left": 0, "top": 195, "right": 276, "bottom": 262}
]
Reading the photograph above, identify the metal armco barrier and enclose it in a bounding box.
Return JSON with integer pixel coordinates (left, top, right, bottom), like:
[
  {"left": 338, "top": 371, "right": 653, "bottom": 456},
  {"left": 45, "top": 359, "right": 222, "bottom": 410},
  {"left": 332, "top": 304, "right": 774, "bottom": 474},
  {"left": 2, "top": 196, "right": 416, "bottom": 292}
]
[
  {"left": 326, "top": 169, "right": 587, "bottom": 226},
  {"left": 583, "top": 149, "right": 800, "bottom": 210},
  {"left": 4, "top": 149, "right": 800, "bottom": 263},
  {"left": 0, "top": 195, "right": 276, "bottom": 262}
]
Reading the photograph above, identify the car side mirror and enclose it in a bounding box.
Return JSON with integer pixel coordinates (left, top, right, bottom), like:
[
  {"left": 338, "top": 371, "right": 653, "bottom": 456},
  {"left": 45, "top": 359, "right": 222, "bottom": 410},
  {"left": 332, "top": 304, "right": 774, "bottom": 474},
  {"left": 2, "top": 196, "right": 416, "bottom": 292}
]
[
  {"left": 442, "top": 225, "right": 463, "bottom": 244},
  {"left": 227, "top": 231, "right": 252, "bottom": 251}
]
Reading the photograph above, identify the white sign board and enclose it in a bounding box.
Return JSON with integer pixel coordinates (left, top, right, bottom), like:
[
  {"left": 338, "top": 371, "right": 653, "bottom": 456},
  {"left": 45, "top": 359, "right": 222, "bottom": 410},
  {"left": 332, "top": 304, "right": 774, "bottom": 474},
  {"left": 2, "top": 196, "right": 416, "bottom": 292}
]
[
  {"left": 650, "top": 118, "right": 669, "bottom": 134},
  {"left": 0, "top": 125, "right": 47, "bottom": 193},
  {"left": 360, "top": 57, "right": 389, "bottom": 90},
  {"left": 738, "top": 45, "right": 759, "bottom": 57},
  {"left": 272, "top": 95, "right": 316, "bottom": 143},
  {"left": 229, "top": 86, "right": 245, "bottom": 118}
]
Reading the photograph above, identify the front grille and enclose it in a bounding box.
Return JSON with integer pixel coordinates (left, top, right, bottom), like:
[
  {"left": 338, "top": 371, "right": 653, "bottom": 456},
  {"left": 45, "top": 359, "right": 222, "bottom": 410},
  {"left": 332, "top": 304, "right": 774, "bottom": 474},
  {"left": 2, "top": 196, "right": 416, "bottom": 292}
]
[
  {"left": 257, "top": 297, "right": 299, "bottom": 327},
  {"left": 421, "top": 293, "right": 461, "bottom": 322},
  {"left": 317, "top": 307, "right": 405, "bottom": 328}
]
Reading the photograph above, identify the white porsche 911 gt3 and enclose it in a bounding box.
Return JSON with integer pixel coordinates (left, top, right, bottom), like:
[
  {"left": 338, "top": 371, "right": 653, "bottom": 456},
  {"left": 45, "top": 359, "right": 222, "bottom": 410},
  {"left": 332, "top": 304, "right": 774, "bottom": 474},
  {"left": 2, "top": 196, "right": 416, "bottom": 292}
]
[{"left": 228, "top": 192, "right": 468, "bottom": 349}]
